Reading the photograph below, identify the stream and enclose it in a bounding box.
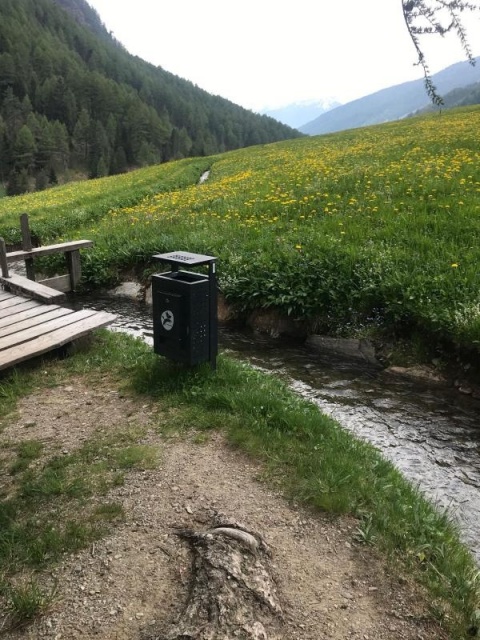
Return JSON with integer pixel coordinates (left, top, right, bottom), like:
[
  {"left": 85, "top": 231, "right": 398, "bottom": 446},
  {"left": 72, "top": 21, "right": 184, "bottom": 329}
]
[{"left": 75, "top": 293, "right": 480, "bottom": 562}]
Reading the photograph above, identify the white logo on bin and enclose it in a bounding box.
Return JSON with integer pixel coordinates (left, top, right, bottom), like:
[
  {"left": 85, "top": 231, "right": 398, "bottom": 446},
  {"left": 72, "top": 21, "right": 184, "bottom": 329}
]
[{"left": 160, "top": 310, "right": 174, "bottom": 331}]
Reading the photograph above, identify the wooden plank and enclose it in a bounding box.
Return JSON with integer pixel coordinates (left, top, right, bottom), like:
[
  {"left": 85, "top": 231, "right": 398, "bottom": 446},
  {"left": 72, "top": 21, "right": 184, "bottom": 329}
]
[
  {"left": 0, "top": 307, "right": 73, "bottom": 340},
  {"left": 0, "top": 295, "right": 28, "bottom": 310},
  {"left": 0, "top": 309, "right": 98, "bottom": 351},
  {"left": 66, "top": 250, "right": 81, "bottom": 290},
  {"left": 0, "top": 291, "right": 12, "bottom": 301},
  {"left": 0, "top": 299, "right": 40, "bottom": 318},
  {"left": 6, "top": 240, "right": 93, "bottom": 262},
  {"left": 20, "top": 214, "right": 33, "bottom": 251},
  {"left": 0, "top": 303, "right": 61, "bottom": 331},
  {"left": 38, "top": 274, "right": 71, "bottom": 293},
  {"left": 0, "top": 311, "right": 116, "bottom": 370},
  {"left": 20, "top": 213, "right": 35, "bottom": 280},
  {"left": 0, "top": 274, "right": 66, "bottom": 303},
  {"left": 0, "top": 238, "right": 9, "bottom": 278}
]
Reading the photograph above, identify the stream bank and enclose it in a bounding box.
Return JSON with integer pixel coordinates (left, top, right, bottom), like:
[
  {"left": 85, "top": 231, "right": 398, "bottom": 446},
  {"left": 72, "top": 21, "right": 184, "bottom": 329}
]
[
  {"left": 111, "top": 278, "right": 480, "bottom": 396},
  {"left": 70, "top": 282, "right": 480, "bottom": 565}
]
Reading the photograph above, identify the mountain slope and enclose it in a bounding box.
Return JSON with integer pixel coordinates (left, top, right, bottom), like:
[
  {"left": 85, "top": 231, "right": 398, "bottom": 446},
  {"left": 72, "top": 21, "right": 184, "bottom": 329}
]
[
  {"left": 300, "top": 58, "right": 480, "bottom": 135},
  {"left": 53, "top": 0, "right": 111, "bottom": 38},
  {"left": 415, "top": 81, "right": 480, "bottom": 114},
  {"left": 0, "top": 0, "right": 301, "bottom": 194},
  {"left": 261, "top": 99, "right": 341, "bottom": 129}
]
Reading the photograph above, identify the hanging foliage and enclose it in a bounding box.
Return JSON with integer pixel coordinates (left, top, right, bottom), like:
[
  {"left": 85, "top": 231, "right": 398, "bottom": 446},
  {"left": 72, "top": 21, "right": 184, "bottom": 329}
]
[{"left": 402, "top": 0, "right": 480, "bottom": 104}]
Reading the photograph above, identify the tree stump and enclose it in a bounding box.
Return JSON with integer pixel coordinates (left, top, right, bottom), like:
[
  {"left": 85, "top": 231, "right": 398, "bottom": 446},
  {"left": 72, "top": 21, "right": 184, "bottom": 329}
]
[{"left": 154, "top": 513, "right": 284, "bottom": 640}]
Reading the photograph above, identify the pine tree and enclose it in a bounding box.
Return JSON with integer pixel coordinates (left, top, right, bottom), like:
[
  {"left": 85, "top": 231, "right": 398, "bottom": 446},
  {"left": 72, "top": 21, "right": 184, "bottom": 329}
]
[
  {"left": 6, "top": 167, "right": 30, "bottom": 195},
  {"left": 51, "top": 121, "right": 70, "bottom": 171},
  {"left": 0, "top": 115, "right": 7, "bottom": 181},
  {"left": 72, "top": 108, "right": 91, "bottom": 164},
  {"left": 0, "top": 53, "right": 15, "bottom": 89},
  {"left": 12, "top": 125, "right": 36, "bottom": 171},
  {"left": 1, "top": 88, "right": 23, "bottom": 141}
]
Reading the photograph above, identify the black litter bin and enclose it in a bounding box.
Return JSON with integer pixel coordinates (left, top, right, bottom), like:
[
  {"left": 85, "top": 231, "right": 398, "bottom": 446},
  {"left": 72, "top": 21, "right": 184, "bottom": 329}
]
[{"left": 151, "top": 251, "right": 217, "bottom": 368}]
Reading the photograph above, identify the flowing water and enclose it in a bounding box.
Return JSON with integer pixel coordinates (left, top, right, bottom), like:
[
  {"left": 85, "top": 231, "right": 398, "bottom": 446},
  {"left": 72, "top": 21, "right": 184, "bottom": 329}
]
[{"left": 75, "top": 294, "right": 480, "bottom": 562}]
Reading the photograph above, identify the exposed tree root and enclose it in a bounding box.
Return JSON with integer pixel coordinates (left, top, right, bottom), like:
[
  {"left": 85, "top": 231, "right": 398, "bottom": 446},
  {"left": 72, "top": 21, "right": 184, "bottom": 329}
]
[{"left": 153, "top": 513, "right": 284, "bottom": 640}]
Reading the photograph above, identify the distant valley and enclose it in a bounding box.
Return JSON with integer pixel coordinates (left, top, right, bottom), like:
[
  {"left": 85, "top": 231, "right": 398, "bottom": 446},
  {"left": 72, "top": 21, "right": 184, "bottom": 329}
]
[
  {"left": 260, "top": 99, "right": 340, "bottom": 129},
  {"left": 265, "top": 58, "right": 480, "bottom": 135}
]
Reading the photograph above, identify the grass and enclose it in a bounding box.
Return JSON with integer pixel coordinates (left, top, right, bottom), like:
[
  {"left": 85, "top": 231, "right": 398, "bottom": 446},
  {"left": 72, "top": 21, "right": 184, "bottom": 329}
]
[
  {"left": 0, "top": 365, "right": 159, "bottom": 629},
  {"left": 0, "top": 578, "right": 56, "bottom": 626},
  {"left": 1, "top": 107, "right": 479, "bottom": 365},
  {"left": 8, "top": 440, "right": 43, "bottom": 474},
  {"left": 0, "top": 331, "right": 476, "bottom": 636},
  {"left": 1, "top": 106, "right": 480, "bottom": 632},
  {"left": 0, "top": 157, "right": 211, "bottom": 247}
]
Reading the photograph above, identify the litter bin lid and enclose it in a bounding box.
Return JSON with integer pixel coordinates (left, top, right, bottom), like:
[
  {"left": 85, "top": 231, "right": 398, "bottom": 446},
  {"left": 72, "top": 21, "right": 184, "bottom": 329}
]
[{"left": 152, "top": 251, "right": 216, "bottom": 266}]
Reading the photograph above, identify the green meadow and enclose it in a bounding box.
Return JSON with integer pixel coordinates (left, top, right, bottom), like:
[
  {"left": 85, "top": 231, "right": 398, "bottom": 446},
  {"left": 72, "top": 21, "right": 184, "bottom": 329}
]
[
  {"left": 1, "top": 105, "right": 480, "bottom": 362},
  {"left": 1, "top": 107, "right": 480, "bottom": 635}
]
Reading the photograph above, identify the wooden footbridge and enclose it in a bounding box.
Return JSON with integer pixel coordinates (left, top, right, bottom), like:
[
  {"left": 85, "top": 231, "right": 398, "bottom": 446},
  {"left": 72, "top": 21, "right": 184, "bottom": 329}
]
[{"left": 0, "top": 214, "right": 115, "bottom": 372}]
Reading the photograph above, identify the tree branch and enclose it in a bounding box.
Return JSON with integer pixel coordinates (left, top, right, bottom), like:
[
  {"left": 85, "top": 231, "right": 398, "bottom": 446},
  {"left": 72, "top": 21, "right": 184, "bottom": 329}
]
[{"left": 401, "top": 0, "right": 479, "bottom": 105}]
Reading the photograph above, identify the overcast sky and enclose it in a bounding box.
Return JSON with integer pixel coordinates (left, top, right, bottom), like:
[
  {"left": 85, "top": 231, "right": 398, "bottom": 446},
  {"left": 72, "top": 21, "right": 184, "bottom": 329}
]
[{"left": 86, "top": 0, "right": 480, "bottom": 112}]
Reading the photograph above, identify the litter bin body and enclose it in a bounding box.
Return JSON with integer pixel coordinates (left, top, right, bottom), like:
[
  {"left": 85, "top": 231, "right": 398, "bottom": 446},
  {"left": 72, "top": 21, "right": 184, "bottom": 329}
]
[{"left": 151, "top": 252, "right": 218, "bottom": 368}]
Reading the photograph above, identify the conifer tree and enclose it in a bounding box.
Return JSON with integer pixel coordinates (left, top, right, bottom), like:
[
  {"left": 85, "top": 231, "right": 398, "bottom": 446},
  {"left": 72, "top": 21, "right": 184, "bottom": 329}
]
[{"left": 12, "top": 125, "right": 36, "bottom": 171}]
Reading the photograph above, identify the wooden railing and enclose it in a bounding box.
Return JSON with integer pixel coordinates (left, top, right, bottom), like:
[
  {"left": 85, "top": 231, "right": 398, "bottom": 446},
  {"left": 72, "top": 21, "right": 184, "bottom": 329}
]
[{"left": 0, "top": 214, "right": 93, "bottom": 302}]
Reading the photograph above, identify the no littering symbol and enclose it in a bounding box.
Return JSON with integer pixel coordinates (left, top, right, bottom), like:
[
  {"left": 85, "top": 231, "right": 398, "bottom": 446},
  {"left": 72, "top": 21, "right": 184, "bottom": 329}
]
[{"left": 161, "top": 310, "right": 174, "bottom": 331}]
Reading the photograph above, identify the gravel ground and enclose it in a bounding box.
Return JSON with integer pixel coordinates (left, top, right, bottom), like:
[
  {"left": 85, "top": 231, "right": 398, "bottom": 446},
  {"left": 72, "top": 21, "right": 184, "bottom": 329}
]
[{"left": 0, "top": 378, "right": 448, "bottom": 639}]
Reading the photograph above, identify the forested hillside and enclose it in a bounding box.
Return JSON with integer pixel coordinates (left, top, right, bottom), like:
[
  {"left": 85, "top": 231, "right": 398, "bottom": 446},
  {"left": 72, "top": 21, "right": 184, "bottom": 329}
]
[
  {"left": 0, "top": 0, "right": 301, "bottom": 194},
  {"left": 415, "top": 81, "right": 480, "bottom": 115}
]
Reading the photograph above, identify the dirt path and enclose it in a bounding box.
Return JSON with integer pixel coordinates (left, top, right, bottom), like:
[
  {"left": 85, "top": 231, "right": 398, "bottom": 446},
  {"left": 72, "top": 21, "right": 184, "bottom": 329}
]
[{"left": 1, "top": 378, "right": 448, "bottom": 639}]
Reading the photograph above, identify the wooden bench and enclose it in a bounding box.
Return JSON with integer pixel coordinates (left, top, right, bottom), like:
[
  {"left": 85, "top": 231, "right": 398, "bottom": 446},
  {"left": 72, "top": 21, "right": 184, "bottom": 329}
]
[
  {"left": 0, "top": 214, "right": 93, "bottom": 300},
  {"left": 0, "top": 214, "right": 116, "bottom": 372}
]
